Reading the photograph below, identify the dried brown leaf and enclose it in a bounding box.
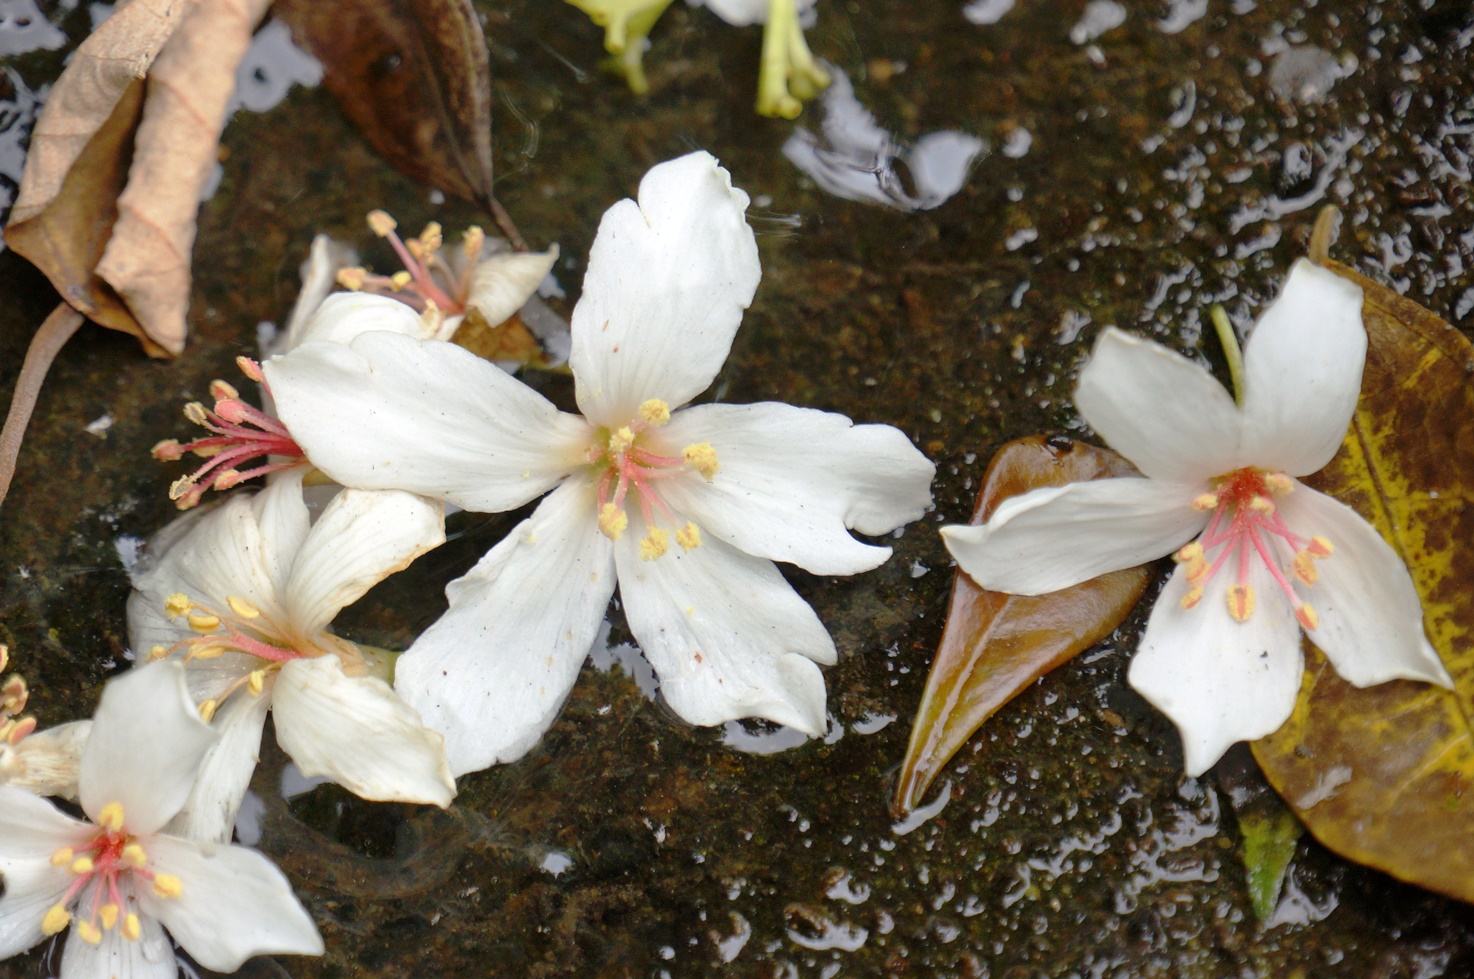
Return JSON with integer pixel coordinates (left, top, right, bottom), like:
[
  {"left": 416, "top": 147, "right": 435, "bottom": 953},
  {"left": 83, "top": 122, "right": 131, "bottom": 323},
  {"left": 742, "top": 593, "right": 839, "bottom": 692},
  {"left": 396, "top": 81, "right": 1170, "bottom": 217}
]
[
  {"left": 96, "top": 0, "right": 273, "bottom": 355},
  {"left": 273, "top": 0, "right": 494, "bottom": 205}
]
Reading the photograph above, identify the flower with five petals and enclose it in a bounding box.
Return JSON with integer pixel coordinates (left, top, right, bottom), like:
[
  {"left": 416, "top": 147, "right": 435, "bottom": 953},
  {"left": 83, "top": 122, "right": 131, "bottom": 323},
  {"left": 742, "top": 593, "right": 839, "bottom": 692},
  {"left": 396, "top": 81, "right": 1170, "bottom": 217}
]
[
  {"left": 264, "top": 152, "right": 936, "bottom": 776},
  {"left": 941, "top": 260, "right": 1452, "bottom": 775}
]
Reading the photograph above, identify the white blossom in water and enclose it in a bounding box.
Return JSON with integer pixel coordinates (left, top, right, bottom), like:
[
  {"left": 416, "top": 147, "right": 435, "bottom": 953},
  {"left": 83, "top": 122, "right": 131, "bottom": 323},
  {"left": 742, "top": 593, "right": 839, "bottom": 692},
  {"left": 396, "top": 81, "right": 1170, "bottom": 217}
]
[
  {"left": 0, "top": 661, "right": 322, "bottom": 978},
  {"left": 265, "top": 151, "right": 936, "bottom": 776},
  {"left": 942, "top": 260, "right": 1451, "bottom": 775}
]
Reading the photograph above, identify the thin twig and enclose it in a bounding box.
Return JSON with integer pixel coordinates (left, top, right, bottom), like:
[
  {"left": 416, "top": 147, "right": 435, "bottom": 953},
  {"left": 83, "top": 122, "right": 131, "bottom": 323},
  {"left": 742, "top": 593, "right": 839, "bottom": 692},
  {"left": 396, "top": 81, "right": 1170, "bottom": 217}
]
[
  {"left": 487, "top": 194, "right": 528, "bottom": 252},
  {"left": 0, "top": 303, "right": 85, "bottom": 510}
]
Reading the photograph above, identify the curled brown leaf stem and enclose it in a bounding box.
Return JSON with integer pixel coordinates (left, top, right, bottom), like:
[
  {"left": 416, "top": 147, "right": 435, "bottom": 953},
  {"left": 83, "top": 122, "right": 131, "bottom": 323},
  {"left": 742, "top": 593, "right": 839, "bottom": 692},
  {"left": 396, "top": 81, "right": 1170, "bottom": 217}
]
[
  {"left": 0, "top": 303, "right": 86, "bottom": 509},
  {"left": 487, "top": 195, "right": 528, "bottom": 252}
]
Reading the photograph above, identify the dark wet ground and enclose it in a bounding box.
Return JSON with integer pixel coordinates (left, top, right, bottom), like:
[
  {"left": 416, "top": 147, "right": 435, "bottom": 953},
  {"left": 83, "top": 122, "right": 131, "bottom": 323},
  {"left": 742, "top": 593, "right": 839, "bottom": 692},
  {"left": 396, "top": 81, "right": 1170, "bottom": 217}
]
[{"left": 3, "top": 0, "right": 1474, "bottom": 975}]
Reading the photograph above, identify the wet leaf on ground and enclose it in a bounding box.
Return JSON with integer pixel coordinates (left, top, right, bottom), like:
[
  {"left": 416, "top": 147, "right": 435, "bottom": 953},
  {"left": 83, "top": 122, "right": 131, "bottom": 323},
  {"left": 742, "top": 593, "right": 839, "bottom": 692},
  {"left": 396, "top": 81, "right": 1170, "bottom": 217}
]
[
  {"left": 892, "top": 435, "right": 1151, "bottom": 817},
  {"left": 1252, "top": 259, "right": 1474, "bottom": 904},
  {"left": 1218, "top": 745, "right": 1304, "bottom": 923},
  {"left": 272, "top": 0, "right": 495, "bottom": 205}
]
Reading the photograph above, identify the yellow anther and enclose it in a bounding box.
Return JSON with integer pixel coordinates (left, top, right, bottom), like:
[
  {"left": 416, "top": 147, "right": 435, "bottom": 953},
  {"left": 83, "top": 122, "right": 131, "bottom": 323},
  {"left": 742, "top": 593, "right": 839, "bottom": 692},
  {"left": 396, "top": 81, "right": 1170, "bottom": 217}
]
[
  {"left": 183, "top": 402, "right": 209, "bottom": 425},
  {"left": 609, "top": 426, "right": 636, "bottom": 453},
  {"left": 50, "top": 847, "right": 74, "bottom": 867},
  {"left": 236, "top": 356, "right": 265, "bottom": 383},
  {"left": 227, "top": 595, "right": 261, "bottom": 619},
  {"left": 198, "top": 699, "right": 219, "bottom": 723},
  {"left": 0, "top": 643, "right": 7, "bottom": 672},
  {"left": 209, "top": 379, "right": 239, "bottom": 402},
  {"left": 419, "top": 222, "right": 443, "bottom": 252},
  {"left": 1174, "top": 541, "right": 1205, "bottom": 564},
  {"left": 1249, "top": 495, "right": 1275, "bottom": 515},
  {"left": 367, "top": 210, "right": 397, "bottom": 237},
  {"left": 1296, "top": 604, "right": 1320, "bottom": 631},
  {"left": 1226, "top": 584, "right": 1255, "bottom": 623},
  {"left": 1308, "top": 535, "right": 1334, "bottom": 557},
  {"left": 639, "top": 528, "right": 670, "bottom": 561},
  {"left": 98, "top": 801, "right": 125, "bottom": 832},
  {"left": 598, "top": 503, "right": 629, "bottom": 540},
  {"left": 70, "top": 856, "right": 94, "bottom": 875},
  {"left": 122, "top": 844, "right": 147, "bottom": 868},
  {"left": 390, "top": 270, "right": 414, "bottom": 291},
  {"left": 1180, "top": 584, "right": 1204, "bottom": 610},
  {"left": 77, "top": 921, "right": 102, "bottom": 945},
  {"left": 189, "top": 644, "right": 226, "bottom": 661},
  {"left": 186, "top": 613, "right": 221, "bottom": 633},
  {"left": 147, "top": 645, "right": 168, "bottom": 662},
  {"left": 247, "top": 670, "right": 266, "bottom": 697},
  {"left": 676, "top": 522, "right": 702, "bottom": 552},
  {"left": 336, "top": 267, "right": 368, "bottom": 291},
  {"left": 462, "top": 225, "right": 485, "bottom": 258},
  {"left": 1293, "top": 551, "right": 1320, "bottom": 585},
  {"left": 41, "top": 904, "right": 70, "bottom": 936},
  {"left": 122, "top": 913, "right": 142, "bottom": 942},
  {"left": 165, "top": 594, "right": 192, "bottom": 617},
  {"left": 1265, "top": 472, "right": 1296, "bottom": 495},
  {"left": 5, "top": 716, "right": 34, "bottom": 745},
  {"left": 683, "top": 442, "right": 720, "bottom": 480},
  {"left": 152, "top": 874, "right": 183, "bottom": 899},
  {"left": 167, "top": 475, "right": 197, "bottom": 502},
  {"left": 1191, "top": 492, "right": 1220, "bottom": 511},
  {"left": 99, "top": 904, "right": 119, "bottom": 930},
  {"left": 638, "top": 399, "right": 671, "bottom": 426}
]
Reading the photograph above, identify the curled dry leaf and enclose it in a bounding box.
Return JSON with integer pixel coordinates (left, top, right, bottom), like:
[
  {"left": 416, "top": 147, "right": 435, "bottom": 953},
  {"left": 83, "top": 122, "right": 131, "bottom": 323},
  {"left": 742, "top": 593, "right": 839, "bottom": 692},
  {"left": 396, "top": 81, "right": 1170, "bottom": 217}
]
[
  {"left": 1251, "top": 259, "right": 1474, "bottom": 904},
  {"left": 96, "top": 0, "right": 274, "bottom": 355},
  {"left": 272, "top": 0, "right": 495, "bottom": 207},
  {"left": 892, "top": 436, "right": 1151, "bottom": 817}
]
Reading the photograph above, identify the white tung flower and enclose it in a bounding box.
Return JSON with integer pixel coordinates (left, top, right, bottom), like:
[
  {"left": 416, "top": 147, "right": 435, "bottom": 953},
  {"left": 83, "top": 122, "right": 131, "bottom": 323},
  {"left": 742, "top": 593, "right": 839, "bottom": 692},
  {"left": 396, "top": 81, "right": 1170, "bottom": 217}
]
[
  {"left": 264, "top": 151, "right": 936, "bottom": 776},
  {"left": 941, "top": 259, "right": 1452, "bottom": 775},
  {"left": 127, "top": 468, "right": 455, "bottom": 843},
  {"left": 0, "top": 661, "right": 323, "bottom": 978}
]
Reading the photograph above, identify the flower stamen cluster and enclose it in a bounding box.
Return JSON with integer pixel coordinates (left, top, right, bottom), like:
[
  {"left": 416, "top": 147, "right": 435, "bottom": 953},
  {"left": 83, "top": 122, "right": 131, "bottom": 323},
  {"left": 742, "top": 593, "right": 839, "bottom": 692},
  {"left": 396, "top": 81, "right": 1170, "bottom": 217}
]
[
  {"left": 1172, "top": 466, "right": 1333, "bottom": 631},
  {"left": 152, "top": 592, "right": 306, "bottom": 720},
  {"left": 0, "top": 645, "right": 36, "bottom": 746},
  {"left": 152, "top": 358, "right": 307, "bottom": 509},
  {"left": 587, "top": 399, "right": 712, "bottom": 559},
  {"left": 41, "top": 802, "right": 181, "bottom": 946},
  {"left": 337, "top": 210, "right": 482, "bottom": 319}
]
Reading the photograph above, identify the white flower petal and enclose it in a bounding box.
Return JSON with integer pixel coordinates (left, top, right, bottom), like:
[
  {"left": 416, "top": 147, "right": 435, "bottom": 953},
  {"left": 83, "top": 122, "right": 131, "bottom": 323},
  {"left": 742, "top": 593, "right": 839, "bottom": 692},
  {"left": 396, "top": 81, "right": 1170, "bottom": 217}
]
[
  {"left": 569, "top": 152, "right": 761, "bottom": 424},
  {"left": 940, "top": 477, "right": 1208, "bottom": 595},
  {"left": 1128, "top": 561, "right": 1303, "bottom": 776},
  {"left": 453, "top": 246, "right": 561, "bottom": 337},
  {"left": 60, "top": 900, "right": 175, "bottom": 979},
  {"left": 251, "top": 467, "right": 312, "bottom": 597},
  {"left": 141, "top": 835, "right": 323, "bottom": 971},
  {"left": 1074, "top": 327, "right": 1242, "bottom": 481},
  {"left": 266, "top": 331, "right": 589, "bottom": 512},
  {"left": 0, "top": 720, "right": 90, "bottom": 800},
  {"left": 396, "top": 480, "right": 617, "bottom": 775},
  {"left": 0, "top": 849, "right": 73, "bottom": 959},
  {"left": 79, "top": 662, "right": 218, "bottom": 835},
  {"left": 1278, "top": 484, "right": 1453, "bottom": 687},
  {"left": 614, "top": 515, "right": 834, "bottom": 737},
  {"left": 284, "top": 487, "right": 445, "bottom": 635},
  {"left": 163, "top": 691, "right": 271, "bottom": 844},
  {"left": 273, "top": 656, "right": 456, "bottom": 807},
  {"left": 660, "top": 402, "right": 935, "bottom": 575},
  {"left": 275, "top": 233, "right": 360, "bottom": 355},
  {"left": 287, "top": 291, "right": 429, "bottom": 349},
  {"left": 1238, "top": 260, "right": 1367, "bottom": 475}
]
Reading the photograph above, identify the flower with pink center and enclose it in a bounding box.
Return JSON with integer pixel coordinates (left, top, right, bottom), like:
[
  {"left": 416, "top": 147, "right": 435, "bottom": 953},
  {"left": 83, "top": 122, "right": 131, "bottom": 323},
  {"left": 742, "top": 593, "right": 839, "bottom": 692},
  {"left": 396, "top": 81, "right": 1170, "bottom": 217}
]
[
  {"left": 0, "top": 647, "right": 90, "bottom": 799},
  {"left": 940, "top": 260, "right": 1452, "bottom": 776},
  {"left": 0, "top": 661, "right": 323, "bottom": 978},
  {"left": 127, "top": 469, "right": 455, "bottom": 843},
  {"left": 262, "top": 152, "right": 937, "bottom": 776}
]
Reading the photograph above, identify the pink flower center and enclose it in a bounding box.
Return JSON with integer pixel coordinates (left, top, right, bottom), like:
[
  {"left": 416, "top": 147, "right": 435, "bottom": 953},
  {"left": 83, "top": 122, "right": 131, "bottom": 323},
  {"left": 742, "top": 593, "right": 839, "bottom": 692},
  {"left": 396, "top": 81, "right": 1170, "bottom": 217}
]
[
  {"left": 43, "top": 803, "right": 181, "bottom": 945},
  {"left": 152, "top": 358, "right": 306, "bottom": 509},
  {"left": 1173, "top": 467, "right": 1334, "bottom": 630},
  {"left": 585, "top": 399, "right": 716, "bottom": 559},
  {"left": 336, "top": 211, "right": 478, "bottom": 318}
]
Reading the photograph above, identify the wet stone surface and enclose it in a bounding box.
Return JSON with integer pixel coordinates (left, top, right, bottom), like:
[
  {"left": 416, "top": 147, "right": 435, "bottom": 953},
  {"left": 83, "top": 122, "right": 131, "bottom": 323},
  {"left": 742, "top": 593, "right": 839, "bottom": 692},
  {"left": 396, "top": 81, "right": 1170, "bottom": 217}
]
[{"left": 2, "top": 0, "right": 1474, "bottom": 975}]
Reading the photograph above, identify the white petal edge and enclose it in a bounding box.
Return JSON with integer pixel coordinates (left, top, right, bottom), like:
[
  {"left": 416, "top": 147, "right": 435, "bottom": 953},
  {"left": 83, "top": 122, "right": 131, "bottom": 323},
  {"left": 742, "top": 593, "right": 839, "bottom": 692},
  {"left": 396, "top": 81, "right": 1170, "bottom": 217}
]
[
  {"left": 1237, "top": 259, "right": 1367, "bottom": 475},
  {"left": 274, "top": 233, "right": 360, "bottom": 355},
  {"left": 287, "top": 291, "right": 430, "bottom": 349},
  {"left": 1278, "top": 484, "right": 1453, "bottom": 688},
  {"left": 273, "top": 655, "right": 456, "bottom": 807},
  {"left": 1, "top": 720, "right": 90, "bottom": 800},
  {"left": 0, "top": 787, "right": 85, "bottom": 959},
  {"left": 940, "top": 476, "right": 1208, "bottom": 595},
  {"left": 615, "top": 514, "right": 834, "bottom": 737},
  {"left": 450, "top": 246, "right": 561, "bottom": 339},
  {"left": 396, "top": 479, "right": 617, "bottom": 775},
  {"left": 569, "top": 151, "right": 761, "bottom": 424},
  {"left": 266, "top": 330, "right": 589, "bottom": 512},
  {"left": 1128, "top": 560, "right": 1304, "bottom": 776},
  {"left": 60, "top": 899, "right": 175, "bottom": 979},
  {"left": 79, "top": 662, "right": 218, "bottom": 835},
  {"left": 163, "top": 692, "right": 271, "bottom": 844},
  {"left": 141, "top": 835, "right": 324, "bottom": 971},
  {"left": 284, "top": 486, "right": 445, "bottom": 636},
  {"left": 660, "top": 402, "right": 936, "bottom": 575},
  {"left": 1074, "top": 327, "right": 1242, "bottom": 482}
]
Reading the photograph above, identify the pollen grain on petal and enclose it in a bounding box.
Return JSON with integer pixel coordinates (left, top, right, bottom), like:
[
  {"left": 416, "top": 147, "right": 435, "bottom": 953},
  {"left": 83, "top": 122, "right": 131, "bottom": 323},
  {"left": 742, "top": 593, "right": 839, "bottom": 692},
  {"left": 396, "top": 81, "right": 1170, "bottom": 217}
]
[
  {"left": 676, "top": 522, "right": 702, "bottom": 551},
  {"left": 1191, "top": 492, "right": 1219, "bottom": 511},
  {"left": 639, "top": 399, "right": 672, "bottom": 426},
  {"left": 683, "top": 442, "right": 720, "bottom": 480},
  {"left": 152, "top": 874, "right": 183, "bottom": 899},
  {"left": 639, "top": 528, "right": 670, "bottom": 561},
  {"left": 76, "top": 921, "right": 102, "bottom": 945},
  {"left": 49, "top": 847, "right": 73, "bottom": 867}
]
